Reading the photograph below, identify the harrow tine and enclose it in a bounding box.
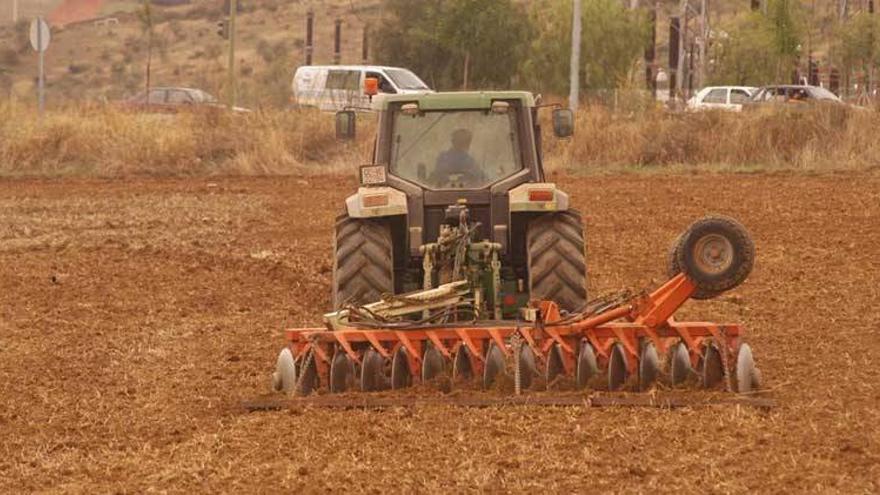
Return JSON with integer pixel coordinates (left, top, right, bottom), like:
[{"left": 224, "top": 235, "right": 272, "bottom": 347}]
[
  {"left": 670, "top": 342, "right": 693, "bottom": 387},
  {"left": 575, "top": 339, "right": 598, "bottom": 390},
  {"left": 638, "top": 341, "right": 660, "bottom": 391},
  {"left": 608, "top": 343, "right": 628, "bottom": 391}
]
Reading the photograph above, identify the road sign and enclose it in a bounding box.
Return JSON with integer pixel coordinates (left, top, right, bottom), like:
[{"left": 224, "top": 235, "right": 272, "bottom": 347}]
[{"left": 29, "top": 17, "right": 51, "bottom": 52}]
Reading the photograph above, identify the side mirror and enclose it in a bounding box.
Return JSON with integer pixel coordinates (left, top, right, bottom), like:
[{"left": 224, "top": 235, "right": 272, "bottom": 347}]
[
  {"left": 335, "top": 110, "right": 356, "bottom": 140},
  {"left": 552, "top": 108, "right": 574, "bottom": 138}
]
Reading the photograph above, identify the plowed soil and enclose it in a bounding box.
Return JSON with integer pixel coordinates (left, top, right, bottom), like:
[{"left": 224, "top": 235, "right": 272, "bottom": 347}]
[{"left": 2, "top": 173, "right": 879, "bottom": 493}]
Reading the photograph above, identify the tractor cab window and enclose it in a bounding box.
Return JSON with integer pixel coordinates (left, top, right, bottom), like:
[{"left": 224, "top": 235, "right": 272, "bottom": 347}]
[{"left": 389, "top": 107, "right": 523, "bottom": 190}]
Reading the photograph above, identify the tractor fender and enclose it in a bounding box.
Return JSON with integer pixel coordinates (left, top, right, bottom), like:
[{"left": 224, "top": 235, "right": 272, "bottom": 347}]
[
  {"left": 508, "top": 183, "right": 570, "bottom": 212},
  {"left": 345, "top": 186, "right": 408, "bottom": 218}
]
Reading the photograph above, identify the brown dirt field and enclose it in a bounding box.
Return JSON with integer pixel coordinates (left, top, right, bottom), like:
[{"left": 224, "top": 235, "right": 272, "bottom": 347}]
[{"left": 1, "top": 173, "right": 879, "bottom": 493}]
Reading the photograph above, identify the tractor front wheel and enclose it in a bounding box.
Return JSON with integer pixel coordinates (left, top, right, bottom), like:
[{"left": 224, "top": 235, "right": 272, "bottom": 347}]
[{"left": 526, "top": 210, "right": 588, "bottom": 313}]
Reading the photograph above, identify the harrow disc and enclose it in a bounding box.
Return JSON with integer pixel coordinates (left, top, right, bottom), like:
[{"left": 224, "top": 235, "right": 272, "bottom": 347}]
[
  {"left": 329, "top": 351, "right": 355, "bottom": 393},
  {"left": 638, "top": 342, "right": 660, "bottom": 391},
  {"left": 360, "top": 348, "right": 387, "bottom": 392},
  {"left": 546, "top": 344, "right": 564, "bottom": 386},
  {"left": 483, "top": 343, "right": 506, "bottom": 389},
  {"left": 391, "top": 347, "right": 412, "bottom": 390},
  {"left": 271, "top": 347, "right": 297, "bottom": 394},
  {"left": 575, "top": 339, "right": 598, "bottom": 389},
  {"left": 421, "top": 345, "right": 446, "bottom": 382},
  {"left": 735, "top": 343, "right": 762, "bottom": 394},
  {"left": 702, "top": 343, "right": 725, "bottom": 389},
  {"left": 453, "top": 346, "right": 473, "bottom": 382},
  {"left": 670, "top": 342, "right": 693, "bottom": 386},
  {"left": 296, "top": 355, "right": 318, "bottom": 396},
  {"left": 608, "top": 343, "right": 628, "bottom": 391},
  {"left": 518, "top": 344, "right": 537, "bottom": 390}
]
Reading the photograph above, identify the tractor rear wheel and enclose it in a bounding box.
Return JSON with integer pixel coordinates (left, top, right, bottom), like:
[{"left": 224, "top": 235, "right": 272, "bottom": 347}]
[
  {"left": 526, "top": 210, "right": 588, "bottom": 313},
  {"left": 332, "top": 215, "right": 394, "bottom": 309}
]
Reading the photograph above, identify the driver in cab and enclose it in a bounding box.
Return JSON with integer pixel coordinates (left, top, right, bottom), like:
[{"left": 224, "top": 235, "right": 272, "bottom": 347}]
[{"left": 430, "top": 129, "right": 486, "bottom": 188}]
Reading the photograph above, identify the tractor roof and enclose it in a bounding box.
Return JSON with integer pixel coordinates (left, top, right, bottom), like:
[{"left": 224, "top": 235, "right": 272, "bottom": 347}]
[{"left": 373, "top": 91, "right": 536, "bottom": 110}]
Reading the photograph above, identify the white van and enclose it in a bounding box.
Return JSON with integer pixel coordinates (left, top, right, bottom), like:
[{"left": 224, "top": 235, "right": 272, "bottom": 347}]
[{"left": 291, "top": 65, "right": 433, "bottom": 111}]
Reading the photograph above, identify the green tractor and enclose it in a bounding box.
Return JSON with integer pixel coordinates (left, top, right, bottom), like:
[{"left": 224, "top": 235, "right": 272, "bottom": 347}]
[{"left": 332, "top": 91, "right": 586, "bottom": 318}]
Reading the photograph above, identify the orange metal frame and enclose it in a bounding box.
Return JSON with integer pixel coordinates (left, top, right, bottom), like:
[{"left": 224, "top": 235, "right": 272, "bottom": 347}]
[{"left": 283, "top": 273, "right": 743, "bottom": 383}]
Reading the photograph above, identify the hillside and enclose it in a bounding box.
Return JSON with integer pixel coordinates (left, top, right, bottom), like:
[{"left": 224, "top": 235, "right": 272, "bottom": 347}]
[{"left": 0, "top": 0, "right": 866, "bottom": 107}]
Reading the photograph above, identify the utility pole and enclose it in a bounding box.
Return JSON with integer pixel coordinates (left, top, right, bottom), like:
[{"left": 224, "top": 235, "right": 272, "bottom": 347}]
[
  {"left": 569, "top": 0, "right": 582, "bottom": 111},
  {"left": 12, "top": 0, "right": 18, "bottom": 23},
  {"left": 698, "top": 0, "right": 708, "bottom": 89},
  {"left": 676, "top": 0, "right": 689, "bottom": 99},
  {"left": 305, "top": 10, "right": 314, "bottom": 65},
  {"left": 227, "top": 0, "right": 237, "bottom": 109},
  {"left": 333, "top": 18, "right": 342, "bottom": 65}
]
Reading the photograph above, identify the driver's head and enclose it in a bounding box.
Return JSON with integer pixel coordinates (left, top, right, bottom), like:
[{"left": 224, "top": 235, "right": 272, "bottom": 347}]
[{"left": 451, "top": 128, "right": 472, "bottom": 151}]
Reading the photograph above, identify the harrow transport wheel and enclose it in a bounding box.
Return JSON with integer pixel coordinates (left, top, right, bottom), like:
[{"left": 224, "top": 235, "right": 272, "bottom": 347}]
[
  {"left": 360, "top": 348, "right": 387, "bottom": 392},
  {"left": 453, "top": 347, "right": 473, "bottom": 382},
  {"left": 332, "top": 215, "right": 394, "bottom": 309},
  {"left": 702, "top": 344, "right": 725, "bottom": 389},
  {"left": 667, "top": 234, "right": 718, "bottom": 300},
  {"left": 422, "top": 345, "right": 446, "bottom": 382},
  {"left": 391, "top": 347, "right": 412, "bottom": 389},
  {"left": 271, "top": 348, "right": 297, "bottom": 394},
  {"left": 329, "top": 351, "right": 355, "bottom": 393},
  {"left": 527, "top": 210, "right": 588, "bottom": 312},
  {"left": 546, "top": 344, "right": 564, "bottom": 386},
  {"left": 483, "top": 343, "right": 506, "bottom": 389},
  {"left": 675, "top": 216, "right": 755, "bottom": 298},
  {"left": 638, "top": 342, "right": 660, "bottom": 391},
  {"left": 608, "top": 343, "right": 628, "bottom": 391},
  {"left": 735, "top": 343, "right": 762, "bottom": 394},
  {"left": 575, "top": 340, "right": 598, "bottom": 389}
]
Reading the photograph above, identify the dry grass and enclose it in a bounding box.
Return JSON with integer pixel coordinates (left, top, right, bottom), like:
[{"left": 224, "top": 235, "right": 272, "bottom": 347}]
[
  {"left": 547, "top": 104, "right": 880, "bottom": 172},
  {"left": 2, "top": 102, "right": 880, "bottom": 177},
  {"left": 0, "top": 102, "right": 373, "bottom": 177}
]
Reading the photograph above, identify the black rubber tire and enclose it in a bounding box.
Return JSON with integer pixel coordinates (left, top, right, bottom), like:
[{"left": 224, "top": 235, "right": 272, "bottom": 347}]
[
  {"left": 667, "top": 233, "right": 718, "bottom": 300},
  {"left": 332, "top": 214, "right": 394, "bottom": 309},
  {"left": 674, "top": 216, "right": 754, "bottom": 297},
  {"left": 526, "top": 210, "right": 588, "bottom": 312}
]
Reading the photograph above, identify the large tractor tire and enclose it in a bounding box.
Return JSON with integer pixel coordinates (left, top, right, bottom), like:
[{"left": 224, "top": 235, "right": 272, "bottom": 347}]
[
  {"left": 332, "top": 215, "right": 394, "bottom": 309},
  {"left": 526, "top": 210, "right": 588, "bottom": 313}
]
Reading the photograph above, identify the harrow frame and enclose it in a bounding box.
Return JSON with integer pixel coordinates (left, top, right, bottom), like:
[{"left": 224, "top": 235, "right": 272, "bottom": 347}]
[{"left": 281, "top": 273, "right": 755, "bottom": 393}]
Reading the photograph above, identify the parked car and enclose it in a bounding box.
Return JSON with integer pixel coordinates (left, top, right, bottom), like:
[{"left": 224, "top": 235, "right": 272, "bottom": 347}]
[
  {"left": 121, "top": 87, "right": 249, "bottom": 113},
  {"left": 291, "top": 65, "right": 432, "bottom": 112},
  {"left": 687, "top": 86, "right": 757, "bottom": 112},
  {"left": 745, "top": 85, "right": 844, "bottom": 107}
]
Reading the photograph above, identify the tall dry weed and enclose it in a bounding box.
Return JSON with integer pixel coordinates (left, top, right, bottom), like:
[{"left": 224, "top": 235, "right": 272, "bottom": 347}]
[{"left": 1, "top": 101, "right": 877, "bottom": 177}]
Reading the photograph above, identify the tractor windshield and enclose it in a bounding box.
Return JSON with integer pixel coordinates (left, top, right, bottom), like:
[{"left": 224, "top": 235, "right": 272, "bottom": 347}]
[{"left": 389, "top": 108, "right": 523, "bottom": 190}]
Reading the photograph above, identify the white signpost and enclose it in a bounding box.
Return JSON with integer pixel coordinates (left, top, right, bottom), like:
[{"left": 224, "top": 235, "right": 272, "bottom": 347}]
[{"left": 29, "top": 17, "right": 50, "bottom": 117}]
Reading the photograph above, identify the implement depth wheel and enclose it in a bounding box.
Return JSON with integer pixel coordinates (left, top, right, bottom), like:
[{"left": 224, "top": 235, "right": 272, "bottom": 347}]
[
  {"left": 669, "top": 216, "right": 755, "bottom": 299},
  {"left": 527, "top": 210, "right": 588, "bottom": 312},
  {"left": 332, "top": 214, "right": 394, "bottom": 309}
]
